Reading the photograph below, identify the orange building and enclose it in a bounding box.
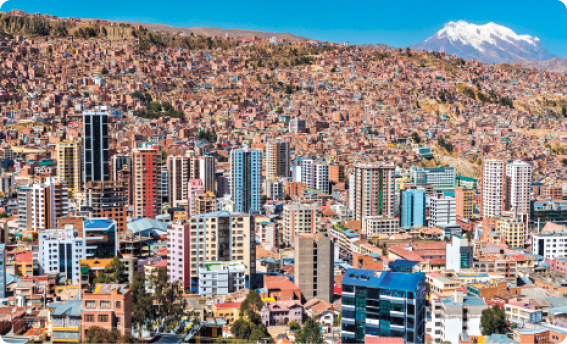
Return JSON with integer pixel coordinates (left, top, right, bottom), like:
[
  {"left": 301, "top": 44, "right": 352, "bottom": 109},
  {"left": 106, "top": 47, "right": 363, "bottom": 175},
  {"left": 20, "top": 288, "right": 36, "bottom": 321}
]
[
  {"left": 329, "top": 165, "right": 345, "bottom": 183},
  {"left": 81, "top": 284, "right": 132, "bottom": 339},
  {"left": 352, "top": 253, "right": 384, "bottom": 270},
  {"left": 455, "top": 187, "right": 474, "bottom": 218}
]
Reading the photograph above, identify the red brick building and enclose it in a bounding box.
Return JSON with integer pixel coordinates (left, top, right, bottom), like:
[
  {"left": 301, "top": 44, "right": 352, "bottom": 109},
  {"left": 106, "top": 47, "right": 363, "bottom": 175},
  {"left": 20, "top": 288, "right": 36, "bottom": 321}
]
[{"left": 81, "top": 284, "right": 133, "bottom": 339}]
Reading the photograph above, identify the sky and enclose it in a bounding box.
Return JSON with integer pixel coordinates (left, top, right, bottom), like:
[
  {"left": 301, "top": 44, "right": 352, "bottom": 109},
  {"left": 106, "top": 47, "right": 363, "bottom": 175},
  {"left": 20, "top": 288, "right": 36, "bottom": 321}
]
[{"left": 3, "top": 0, "right": 567, "bottom": 56}]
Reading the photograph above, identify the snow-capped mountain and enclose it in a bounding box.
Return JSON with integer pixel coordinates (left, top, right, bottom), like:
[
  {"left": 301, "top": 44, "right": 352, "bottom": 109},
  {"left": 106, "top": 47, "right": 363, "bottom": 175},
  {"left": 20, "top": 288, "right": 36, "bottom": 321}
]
[{"left": 410, "top": 21, "right": 555, "bottom": 64}]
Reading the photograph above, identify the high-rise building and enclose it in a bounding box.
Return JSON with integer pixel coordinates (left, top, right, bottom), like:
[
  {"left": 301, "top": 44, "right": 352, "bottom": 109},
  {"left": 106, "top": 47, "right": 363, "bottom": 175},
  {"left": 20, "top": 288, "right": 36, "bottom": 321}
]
[
  {"left": 340, "top": 269, "right": 426, "bottom": 344},
  {"left": 83, "top": 109, "right": 110, "bottom": 183},
  {"left": 110, "top": 154, "right": 131, "bottom": 182},
  {"left": 283, "top": 203, "right": 318, "bottom": 245},
  {"left": 167, "top": 223, "right": 191, "bottom": 290},
  {"left": 83, "top": 219, "right": 117, "bottom": 259},
  {"left": 188, "top": 179, "right": 205, "bottom": 217},
  {"left": 294, "top": 233, "right": 334, "bottom": 303},
  {"left": 362, "top": 215, "right": 400, "bottom": 237},
  {"left": 480, "top": 159, "right": 506, "bottom": 219},
  {"left": 182, "top": 212, "right": 255, "bottom": 293},
  {"left": 32, "top": 177, "right": 69, "bottom": 231},
  {"left": 428, "top": 193, "right": 456, "bottom": 228},
  {"left": 190, "top": 156, "right": 216, "bottom": 193},
  {"left": 0, "top": 244, "right": 5, "bottom": 299},
  {"left": 352, "top": 163, "right": 396, "bottom": 221},
  {"left": 39, "top": 227, "right": 85, "bottom": 285},
  {"left": 400, "top": 187, "right": 426, "bottom": 229},
  {"left": 266, "top": 139, "right": 290, "bottom": 179},
  {"left": 132, "top": 147, "right": 162, "bottom": 219},
  {"left": 411, "top": 166, "right": 456, "bottom": 190},
  {"left": 167, "top": 156, "right": 190, "bottom": 207},
  {"left": 56, "top": 141, "right": 82, "bottom": 196},
  {"left": 455, "top": 187, "right": 474, "bottom": 218},
  {"left": 230, "top": 147, "right": 262, "bottom": 213},
  {"left": 301, "top": 160, "right": 330, "bottom": 193},
  {"left": 17, "top": 187, "right": 32, "bottom": 231},
  {"left": 505, "top": 160, "right": 532, "bottom": 227},
  {"left": 445, "top": 236, "right": 473, "bottom": 273},
  {"left": 496, "top": 216, "right": 525, "bottom": 249},
  {"left": 329, "top": 164, "right": 345, "bottom": 184},
  {"left": 264, "top": 178, "right": 285, "bottom": 201},
  {"left": 84, "top": 180, "right": 128, "bottom": 234}
]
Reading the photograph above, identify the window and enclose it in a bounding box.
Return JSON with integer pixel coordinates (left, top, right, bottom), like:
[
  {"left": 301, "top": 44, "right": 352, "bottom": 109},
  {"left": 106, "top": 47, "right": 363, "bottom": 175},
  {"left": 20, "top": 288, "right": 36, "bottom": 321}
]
[
  {"left": 85, "top": 301, "right": 95, "bottom": 308},
  {"left": 116, "top": 316, "right": 122, "bottom": 324},
  {"left": 84, "top": 315, "right": 94, "bottom": 322},
  {"left": 116, "top": 301, "right": 122, "bottom": 309},
  {"left": 98, "top": 315, "right": 109, "bottom": 322},
  {"left": 100, "top": 301, "right": 111, "bottom": 308}
]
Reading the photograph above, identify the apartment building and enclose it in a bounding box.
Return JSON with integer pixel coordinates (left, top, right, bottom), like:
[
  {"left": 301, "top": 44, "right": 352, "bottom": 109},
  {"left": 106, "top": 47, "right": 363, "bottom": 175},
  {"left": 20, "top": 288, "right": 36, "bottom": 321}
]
[
  {"left": 294, "top": 233, "right": 334, "bottom": 303},
  {"left": 266, "top": 139, "right": 290, "bottom": 179},
  {"left": 400, "top": 187, "right": 426, "bottom": 229},
  {"left": 31, "top": 177, "right": 69, "bottom": 231},
  {"left": 362, "top": 215, "right": 400, "bottom": 237},
  {"left": 56, "top": 141, "right": 82, "bottom": 196},
  {"left": 283, "top": 203, "right": 317, "bottom": 245},
  {"left": 38, "top": 227, "right": 85, "bottom": 285},
  {"left": 198, "top": 261, "right": 246, "bottom": 297},
  {"left": 84, "top": 180, "right": 128, "bottom": 234},
  {"left": 167, "top": 155, "right": 189, "bottom": 207},
  {"left": 341, "top": 269, "right": 426, "bottom": 344},
  {"left": 481, "top": 159, "right": 506, "bottom": 219},
  {"left": 532, "top": 230, "right": 567, "bottom": 259},
  {"left": 184, "top": 212, "right": 255, "bottom": 293},
  {"left": 83, "top": 219, "right": 117, "bottom": 259},
  {"left": 427, "top": 290, "right": 488, "bottom": 344},
  {"left": 428, "top": 193, "right": 456, "bottom": 228},
  {"left": 352, "top": 163, "right": 396, "bottom": 221},
  {"left": 301, "top": 160, "right": 330, "bottom": 194},
  {"left": 455, "top": 187, "right": 474, "bottom": 218},
  {"left": 167, "top": 223, "right": 190, "bottom": 290},
  {"left": 81, "top": 284, "right": 132, "bottom": 339},
  {"left": 190, "top": 156, "right": 216, "bottom": 194},
  {"left": 497, "top": 216, "right": 525, "bottom": 249},
  {"left": 230, "top": 147, "right": 262, "bottom": 213},
  {"left": 132, "top": 147, "right": 162, "bottom": 219}
]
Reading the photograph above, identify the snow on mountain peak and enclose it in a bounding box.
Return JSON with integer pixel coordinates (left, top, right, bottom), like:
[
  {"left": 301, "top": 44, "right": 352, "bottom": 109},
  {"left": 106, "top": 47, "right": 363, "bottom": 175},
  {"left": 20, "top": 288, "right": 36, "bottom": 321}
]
[{"left": 429, "top": 21, "right": 539, "bottom": 53}]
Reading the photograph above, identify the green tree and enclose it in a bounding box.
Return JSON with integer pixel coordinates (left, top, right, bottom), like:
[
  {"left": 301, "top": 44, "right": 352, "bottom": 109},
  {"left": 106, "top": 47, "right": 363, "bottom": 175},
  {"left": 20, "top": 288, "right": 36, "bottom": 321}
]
[
  {"left": 289, "top": 320, "right": 301, "bottom": 331},
  {"left": 161, "top": 150, "right": 168, "bottom": 161},
  {"left": 84, "top": 326, "right": 122, "bottom": 343},
  {"left": 240, "top": 290, "right": 264, "bottom": 316},
  {"left": 131, "top": 272, "right": 154, "bottom": 337},
  {"left": 261, "top": 194, "right": 267, "bottom": 205},
  {"left": 0, "top": 212, "right": 8, "bottom": 219},
  {"left": 150, "top": 268, "right": 187, "bottom": 332},
  {"left": 295, "top": 317, "right": 324, "bottom": 344},
  {"left": 101, "top": 68, "right": 109, "bottom": 75},
  {"left": 411, "top": 132, "right": 421, "bottom": 144},
  {"left": 93, "top": 256, "right": 127, "bottom": 284},
  {"left": 481, "top": 305, "right": 507, "bottom": 335}
]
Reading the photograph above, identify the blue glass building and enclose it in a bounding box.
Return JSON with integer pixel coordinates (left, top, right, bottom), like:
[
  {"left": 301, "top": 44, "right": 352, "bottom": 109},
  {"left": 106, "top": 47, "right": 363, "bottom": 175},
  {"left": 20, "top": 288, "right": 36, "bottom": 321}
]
[
  {"left": 230, "top": 146, "right": 262, "bottom": 213},
  {"left": 340, "top": 268, "right": 426, "bottom": 344},
  {"left": 83, "top": 219, "right": 117, "bottom": 259},
  {"left": 400, "top": 187, "right": 426, "bottom": 229}
]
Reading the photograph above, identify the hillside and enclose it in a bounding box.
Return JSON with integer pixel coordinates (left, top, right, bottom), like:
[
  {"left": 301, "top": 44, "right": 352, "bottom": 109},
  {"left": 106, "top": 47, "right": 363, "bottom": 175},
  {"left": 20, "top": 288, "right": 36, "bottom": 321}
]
[
  {"left": 81, "top": 19, "right": 312, "bottom": 41},
  {"left": 522, "top": 57, "right": 567, "bottom": 73}
]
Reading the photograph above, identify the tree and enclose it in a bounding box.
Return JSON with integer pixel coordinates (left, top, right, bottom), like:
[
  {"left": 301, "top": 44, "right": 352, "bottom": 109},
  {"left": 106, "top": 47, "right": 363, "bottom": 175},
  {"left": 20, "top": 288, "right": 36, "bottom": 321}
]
[
  {"left": 93, "top": 256, "right": 127, "bottom": 284},
  {"left": 150, "top": 268, "right": 187, "bottom": 333},
  {"left": 161, "top": 150, "right": 168, "bottom": 161},
  {"left": 563, "top": 107, "right": 567, "bottom": 117},
  {"left": 101, "top": 68, "right": 109, "bottom": 75},
  {"left": 289, "top": 320, "right": 301, "bottom": 331},
  {"left": 85, "top": 326, "right": 138, "bottom": 344},
  {"left": 295, "top": 317, "right": 324, "bottom": 344},
  {"left": 481, "top": 305, "right": 507, "bottom": 335},
  {"left": 411, "top": 132, "right": 421, "bottom": 144},
  {"left": 261, "top": 194, "right": 267, "bottom": 205},
  {"left": 240, "top": 290, "right": 264, "bottom": 316},
  {"left": 471, "top": 139, "right": 476, "bottom": 146},
  {"left": 0, "top": 212, "right": 8, "bottom": 219},
  {"left": 131, "top": 272, "right": 153, "bottom": 337}
]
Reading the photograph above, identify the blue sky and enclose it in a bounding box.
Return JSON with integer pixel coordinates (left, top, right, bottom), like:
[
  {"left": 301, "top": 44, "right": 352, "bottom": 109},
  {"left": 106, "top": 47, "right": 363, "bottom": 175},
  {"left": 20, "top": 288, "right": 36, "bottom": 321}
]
[{"left": 4, "top": 0, "right": 567, "bottom": 56}]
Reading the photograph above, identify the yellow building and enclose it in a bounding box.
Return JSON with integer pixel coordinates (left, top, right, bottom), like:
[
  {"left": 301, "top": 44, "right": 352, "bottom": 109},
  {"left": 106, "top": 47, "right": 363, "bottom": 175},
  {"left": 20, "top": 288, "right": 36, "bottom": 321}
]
[
  {"left": 56, "top": 141, "right": 82, "bottom": 196},
  {"left": 212, "top": 302, "right": 241, "bottom": 323},
  {"left": 497, "top": 217, "right": 524, "bottom": 248},
  {"left": 425, "top": 274, "right": 462, "bottom": 298}
]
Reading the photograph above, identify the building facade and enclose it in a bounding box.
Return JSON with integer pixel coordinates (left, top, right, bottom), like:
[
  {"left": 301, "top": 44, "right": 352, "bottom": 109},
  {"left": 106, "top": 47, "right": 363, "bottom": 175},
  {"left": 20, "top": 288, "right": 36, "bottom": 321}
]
[
  {"left": 198, "top": 261, "right": 246, "bottom": 297},
  {"left": 132, "top": 147, "right": 162, "bottom": 219},
  {"left": 294, "top": 233, "right": 334, "bottom": 303},
  {"left": 56, "top": 141, "right": 82, "bottom": 196},
  {"left": 400, "top": 187, "right": 426, "bottom": 229},
  {"left": 352, "top": 163, "right": 396, "bottom": 221},
  {"left": 83, "top": 109, "right": 110, "bottom": 183},
  {"left": 230, "top": 147, "right": 262, "bottom": 213},
  {"left": 340, "top": 269, "right": 426, "bottom": 344},
  {"left": 412, "top": 166, "right": 456, "bottom": 190},
  {"left": 266, "top": 139, "right": 290, "bottom": 179},
  {"left": 38, "top": 227, "right": 85, "bottom": 285},
  {"left": 283, "top": 203, "right": 317, "bottom": 245},
  {"left": 167, "top": 155, "right": 189, "bottom": 207}
]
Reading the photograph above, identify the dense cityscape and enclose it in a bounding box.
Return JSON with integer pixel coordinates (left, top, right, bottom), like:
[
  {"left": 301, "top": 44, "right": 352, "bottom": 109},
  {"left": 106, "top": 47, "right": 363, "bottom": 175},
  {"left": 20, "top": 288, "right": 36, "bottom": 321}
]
[{"left": 0, "top": 8, "right": 565, "bottom": 344}]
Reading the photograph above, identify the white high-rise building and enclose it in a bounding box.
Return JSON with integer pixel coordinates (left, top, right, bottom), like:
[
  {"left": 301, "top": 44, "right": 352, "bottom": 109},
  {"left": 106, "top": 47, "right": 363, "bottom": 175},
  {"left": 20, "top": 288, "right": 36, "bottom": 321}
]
[
  {"left": 198, "top": 261, "right": 246, "bottom": 297},
  {"left": 39, "top": 227, "right": 85, "bottom": 285},
  {"left": 428, "top": 194, "right": 456, "bottom": 228},
  {"left": 481, "top": 159, "right": 506, "bottom": 219},
  {"left": 167, "top": 156, "right": 190, "bottom": 207},
  {"left": 506, "top": 160, "right": 532, "bottom": 226},
  {"left": 190, "top": 156, "right": 216, "bottom": 194},
  {"left": 301, "top": 160, "right": 329, "bottom": 194}
]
